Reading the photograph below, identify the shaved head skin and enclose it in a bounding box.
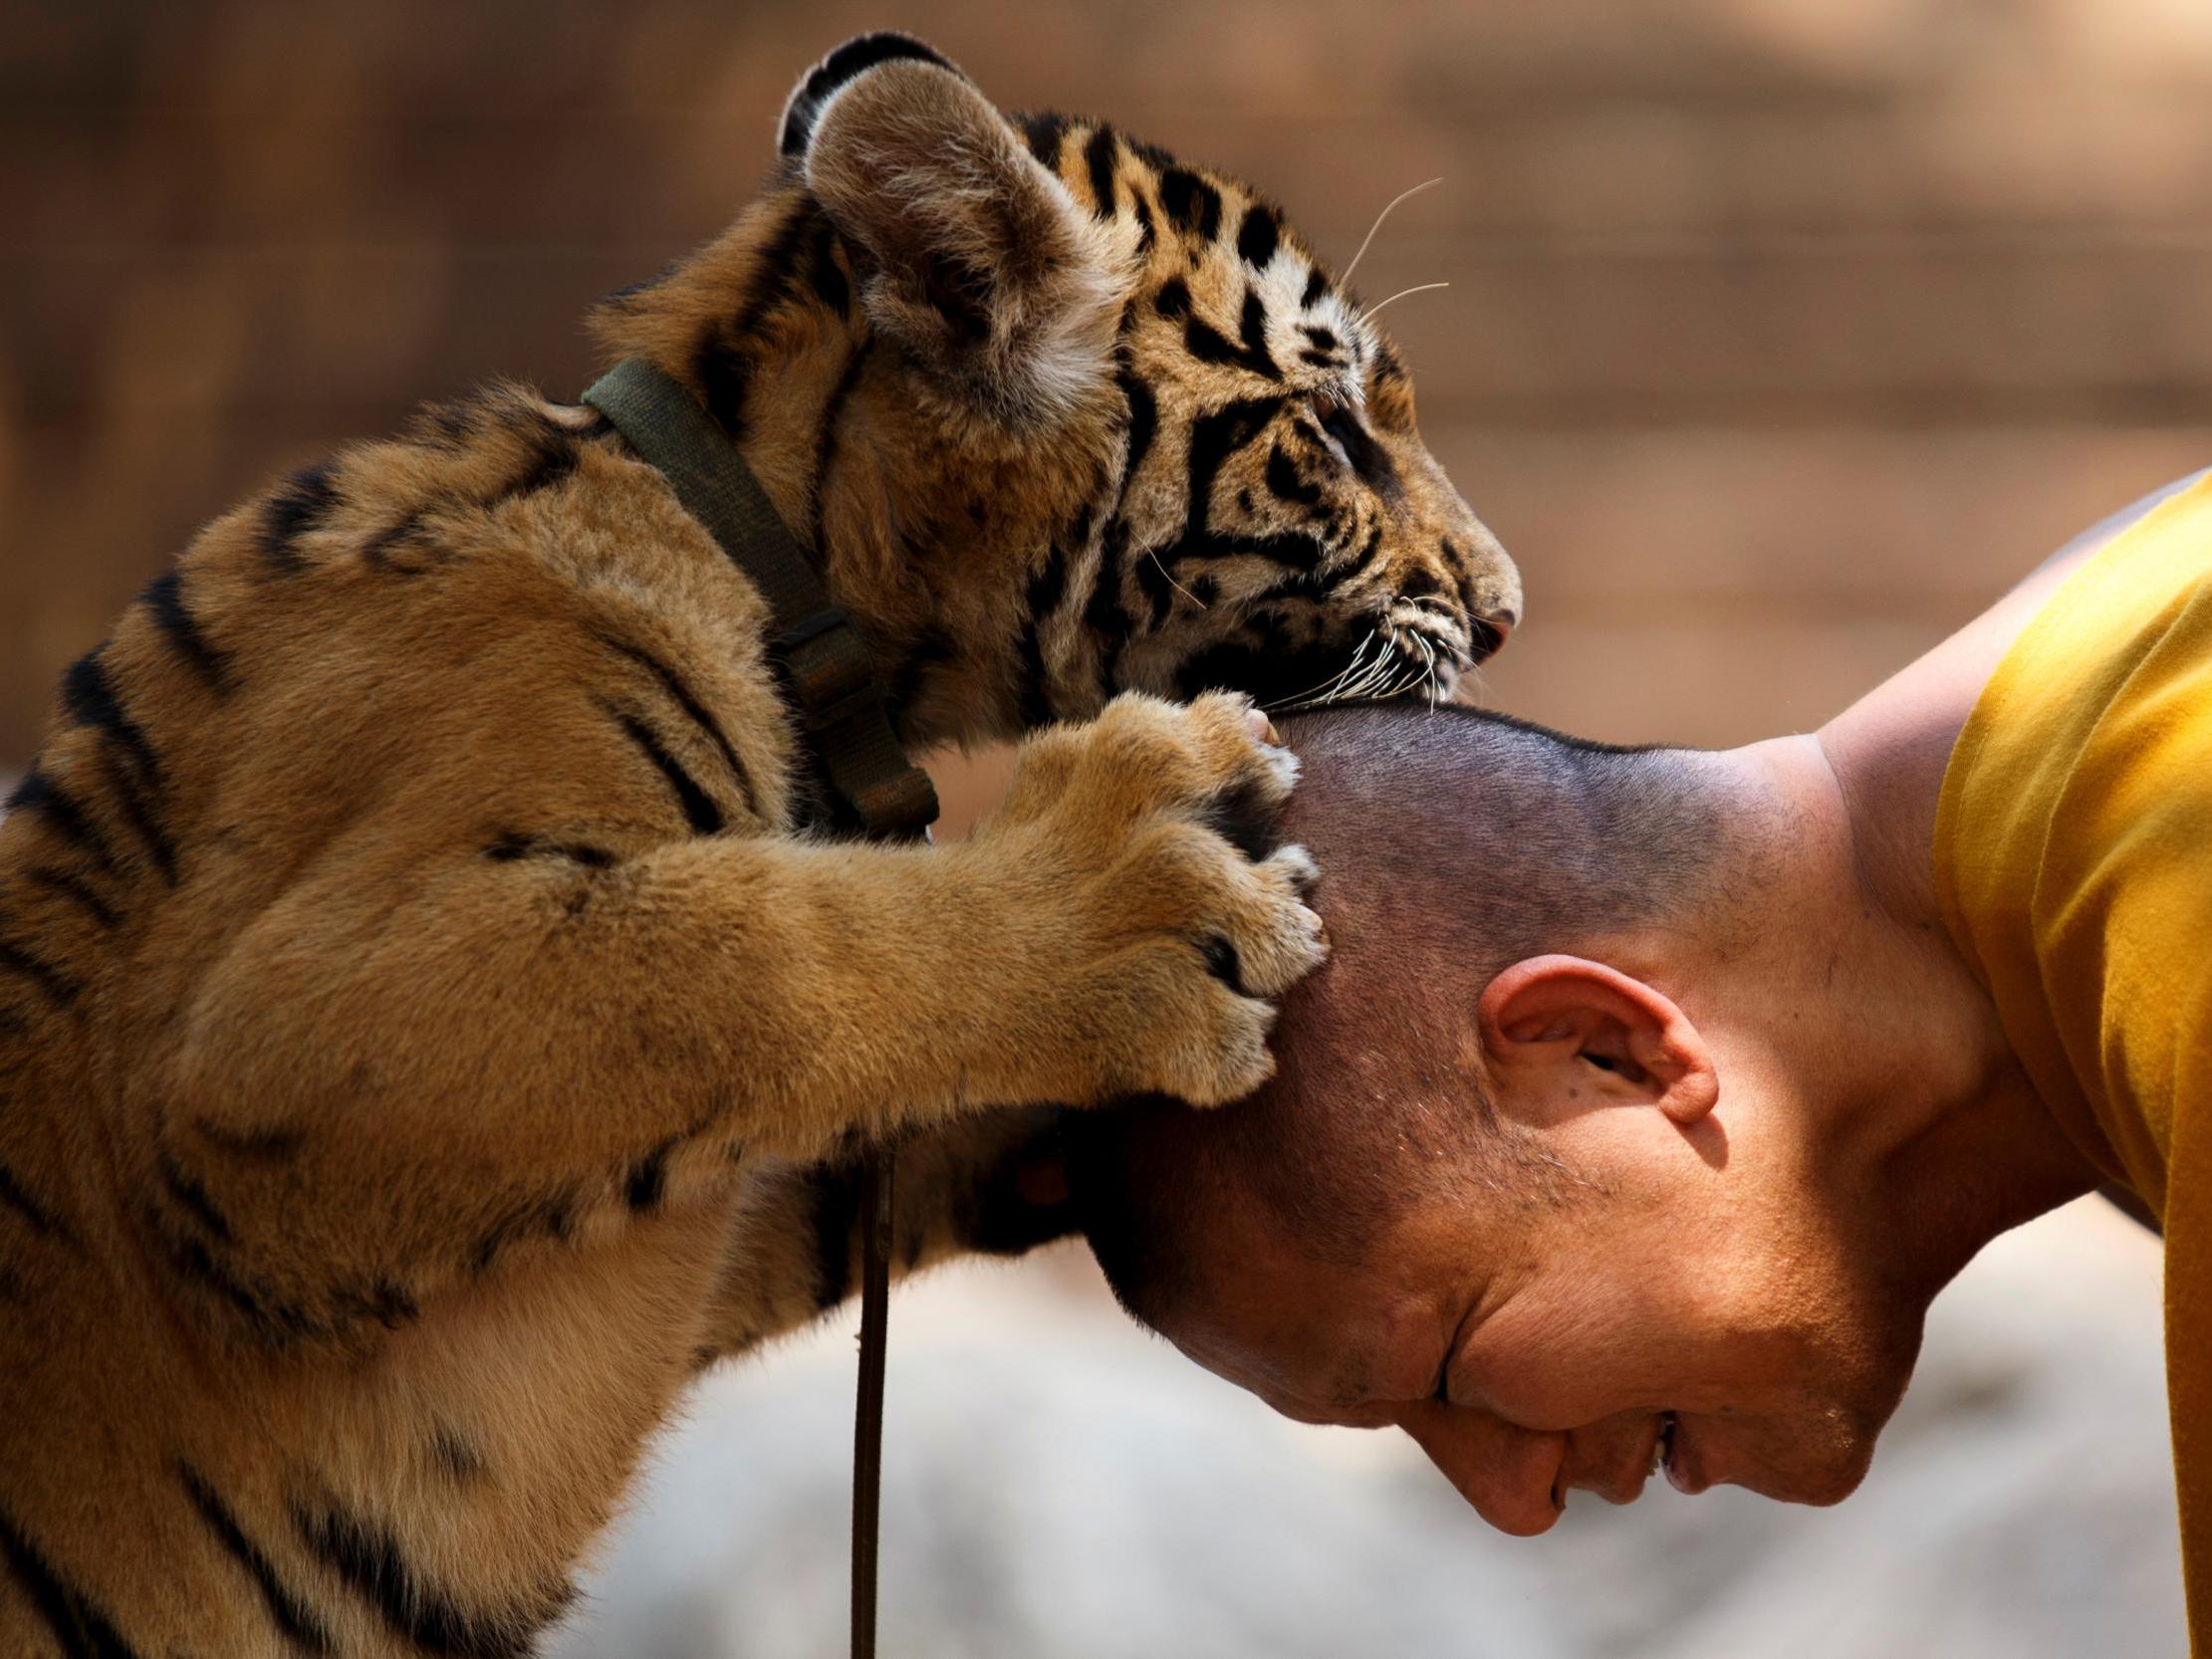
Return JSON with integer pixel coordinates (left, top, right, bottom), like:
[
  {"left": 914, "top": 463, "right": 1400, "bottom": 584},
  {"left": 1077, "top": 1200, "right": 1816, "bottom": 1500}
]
[
  {"left": 1070, "top": 701, "right": 2097, "bottom": 1536},
  {"left": 1076, "top": 702, "right": 1757, "bottom": 1313}
]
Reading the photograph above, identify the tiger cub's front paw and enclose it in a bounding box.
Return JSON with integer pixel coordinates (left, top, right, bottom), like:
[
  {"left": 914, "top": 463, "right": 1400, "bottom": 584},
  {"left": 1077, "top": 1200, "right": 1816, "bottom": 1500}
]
[{"left": 966, "top": 691, "right": 1329, "bottom": 1107}]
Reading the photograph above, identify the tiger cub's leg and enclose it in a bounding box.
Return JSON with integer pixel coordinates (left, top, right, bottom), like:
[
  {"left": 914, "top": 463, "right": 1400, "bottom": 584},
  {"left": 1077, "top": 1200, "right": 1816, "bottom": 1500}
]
[
  {"left": 151, "top": 691, "right": 1320, "bottom": 1344},
  {"left": 698, "top": 1103, "right": 1072, "bottom": 1361}
]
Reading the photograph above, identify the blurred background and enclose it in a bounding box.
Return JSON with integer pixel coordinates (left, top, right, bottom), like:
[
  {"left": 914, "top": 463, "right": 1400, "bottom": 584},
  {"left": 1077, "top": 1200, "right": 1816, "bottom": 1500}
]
[{"left": 4, "top": 0, "right": 2200, "bottom": 1652}]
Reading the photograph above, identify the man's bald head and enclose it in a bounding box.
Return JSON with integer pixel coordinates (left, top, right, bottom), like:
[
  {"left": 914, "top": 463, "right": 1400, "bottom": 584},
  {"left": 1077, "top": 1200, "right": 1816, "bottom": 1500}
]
[{"left": 1069, "top": 702, "right": 1757, "bottom": 1326}]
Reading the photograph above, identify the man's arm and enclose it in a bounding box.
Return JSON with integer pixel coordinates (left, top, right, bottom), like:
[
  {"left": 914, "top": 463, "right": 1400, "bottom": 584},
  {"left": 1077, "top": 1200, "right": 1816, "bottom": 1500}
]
[{"left": 2019, "top": 466, "right": 2211, "bottom": 591}]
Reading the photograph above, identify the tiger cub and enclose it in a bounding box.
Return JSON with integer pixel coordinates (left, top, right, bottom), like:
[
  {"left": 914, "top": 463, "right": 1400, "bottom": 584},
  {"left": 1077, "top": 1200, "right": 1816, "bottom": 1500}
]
[{"left": 0, "top": 32, "right": 1519, "bottom": 1658}]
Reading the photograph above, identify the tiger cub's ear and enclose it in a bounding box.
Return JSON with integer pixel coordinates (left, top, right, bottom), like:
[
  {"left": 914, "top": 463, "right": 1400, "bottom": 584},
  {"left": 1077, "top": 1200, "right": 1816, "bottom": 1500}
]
[{"left": 784, "top": 35, "right": 1120, "bottom": 429}]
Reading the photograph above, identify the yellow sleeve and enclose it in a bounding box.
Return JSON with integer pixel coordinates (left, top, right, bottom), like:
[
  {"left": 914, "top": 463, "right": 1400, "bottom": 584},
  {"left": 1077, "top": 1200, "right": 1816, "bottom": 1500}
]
[{"left": 1935, "top": 474, "right": 2212, "bottom": 1651}]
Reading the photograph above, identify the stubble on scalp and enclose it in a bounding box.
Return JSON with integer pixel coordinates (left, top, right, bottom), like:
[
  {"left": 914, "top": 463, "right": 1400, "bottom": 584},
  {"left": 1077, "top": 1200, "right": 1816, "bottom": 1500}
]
[{"left": 1075, "top": 700, "right": 1773, "bottom": 1324}]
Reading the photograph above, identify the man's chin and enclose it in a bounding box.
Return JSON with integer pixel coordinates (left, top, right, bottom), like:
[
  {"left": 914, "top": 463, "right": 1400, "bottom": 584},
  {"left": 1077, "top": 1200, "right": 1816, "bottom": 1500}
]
[
  {"left": 1672, "top": 1415, "right": 1876, "bottom": 1507},
  {"left": 1743, "top": 1456, "right": 1872, "bottom": 1508}
]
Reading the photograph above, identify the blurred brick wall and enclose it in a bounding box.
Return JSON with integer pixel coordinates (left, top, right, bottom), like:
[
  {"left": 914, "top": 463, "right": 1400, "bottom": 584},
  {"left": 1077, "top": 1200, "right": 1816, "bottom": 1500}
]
[{"left": 7, "top": 0, "right": 2212, "bottom": 779}]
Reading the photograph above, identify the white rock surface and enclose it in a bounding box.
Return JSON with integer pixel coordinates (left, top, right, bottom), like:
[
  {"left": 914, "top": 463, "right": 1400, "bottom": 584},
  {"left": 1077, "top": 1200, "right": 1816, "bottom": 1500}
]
[{"left": 549, "top": 1195, "right": 2179, "bottom": 1658}]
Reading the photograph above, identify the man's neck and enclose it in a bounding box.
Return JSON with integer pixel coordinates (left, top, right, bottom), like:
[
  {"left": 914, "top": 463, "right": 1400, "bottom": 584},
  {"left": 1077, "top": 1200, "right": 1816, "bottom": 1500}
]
[
  {"left": 1697, "top": 692, "right": 2098, "bottom": 1299},
  {"left": 1687, "top": 485, "right": 2180, "bottom": 1281},
  {"left": 1815, "top": 543, "right": 2097, "bottom": 933}
]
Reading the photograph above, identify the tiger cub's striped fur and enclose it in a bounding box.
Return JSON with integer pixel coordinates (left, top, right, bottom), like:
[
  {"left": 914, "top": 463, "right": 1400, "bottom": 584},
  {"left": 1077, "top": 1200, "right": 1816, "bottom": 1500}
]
[{"left": 0, "top": 33, "right": 1517, "bottom": 1657}]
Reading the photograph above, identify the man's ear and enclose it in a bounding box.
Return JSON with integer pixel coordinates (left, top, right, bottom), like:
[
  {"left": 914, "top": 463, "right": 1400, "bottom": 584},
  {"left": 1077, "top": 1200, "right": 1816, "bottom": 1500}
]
[
  {"left": 781, "top": 34, "right": 1120, "bottom": 428},
  {"left": 1477, "top": 955, "right": 1719, "bottom": 1128}
]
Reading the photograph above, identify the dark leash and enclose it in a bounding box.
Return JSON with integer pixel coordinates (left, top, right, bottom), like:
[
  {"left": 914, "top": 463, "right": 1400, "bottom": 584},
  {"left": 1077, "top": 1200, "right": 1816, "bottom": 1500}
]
[
  {"left": 851, "top": 1152, "right": 894, "bottom": 1656},
  {"left": 582, "top": 356, "right": 936, "bottom": 1659}
]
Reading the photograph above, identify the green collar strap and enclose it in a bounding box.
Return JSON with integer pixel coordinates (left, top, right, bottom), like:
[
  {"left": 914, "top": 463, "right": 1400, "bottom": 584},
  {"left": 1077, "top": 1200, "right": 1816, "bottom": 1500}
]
[{"left": 581, "top": 357, "right": 938, "bottom": 843}]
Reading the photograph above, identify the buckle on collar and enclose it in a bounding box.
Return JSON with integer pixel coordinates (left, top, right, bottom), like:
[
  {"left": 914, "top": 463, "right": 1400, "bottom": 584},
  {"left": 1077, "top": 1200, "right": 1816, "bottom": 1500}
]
[
  {"left": 781, "top": 605, "right": 937, "bottom": 841},
  {"left": 782, "top": 607, "right": 872, "bottom": 721}
]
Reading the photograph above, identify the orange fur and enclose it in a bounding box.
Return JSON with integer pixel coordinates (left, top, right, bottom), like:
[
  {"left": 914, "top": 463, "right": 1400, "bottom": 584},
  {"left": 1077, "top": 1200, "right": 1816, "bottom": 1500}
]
[{"left": 0, "top": 33, "right": 1515, "bottom": 1655}]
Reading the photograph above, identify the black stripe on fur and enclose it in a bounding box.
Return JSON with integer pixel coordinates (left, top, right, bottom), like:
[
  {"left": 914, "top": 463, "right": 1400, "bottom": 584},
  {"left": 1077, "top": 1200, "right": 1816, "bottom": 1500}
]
[
  {"left": 430, "top": 1426, "right": 488, "bottom": 1484},
  {"left": 1138, "top": 395, "right": 1338, "bottom": 634},
  {"left": 1015, "top": 541, "right": 1072, "bottom": 727},
  {"left": 1338, "top": 520, "right": 1387, "bottom": 588},
  {"left": 694, "top": 198, "right": 824, "bottom": 441},
  {"left": 1316, "top": 400, "right": 1400, "bottom": 495},
  {"left": 153, "top": 1212, "right": 329, "bottom": 1346},
  {"left": 179, "top": 1463, "right": 334, "bottom": 1655},
  {"left": 295, "top": 1501, "right": 534, "bottom": 1659},
  {"left": 263, "top": 461, "right": 340, "bottom": 574},
  {"left": 0, "top": 1505, "right": 147, "bottom": 1659},
  {"left": 6, "top": 770, "right": 122, "bottom": 880},
  {"left": 0, "top": 1160, "right": 68, "bottom": 1240},
  {"left": 1131, "top": 539, "right": 1179, "bottom": 632},
  {"left": 1131, "top": 192, "right": 1156, "bottom": 253},
  {"left": 1110, "top": 362, "right": 1160, "bottom": 515},
  {"left": 488, "top": 431, "right": 578, "bottom": 507},
  {"left": 96, "top": 747, "right": 177, "bottom": 886},
  {"left": 1265, "top": 444, "right": 1324, "bottom": 509},
  {"left": 610, "top": 709, "right": 724, "bottom": 835},
  {"left": 625, "top": 1138, "right": 675, "bottom": 1214},
  {"left": 1156, "top": 167, "right": 1222, "bottom": 240},
  {"left": 598, "top": 257, "right": 681, "bottom": 314},
  {"left": 60, "top": 650, "right": 161, "bottom": 789},
  {"left": 1182, "top": 288, "right": 1280, "bottom": 380},
  {"left": 1399, "top": 567, "right": 1443, "bottom": 602},
  {"left": 156, "top": 1142, "right": 234, "bottom": 1243},
  {"left": 482, "top": 832, "right": 615, "bottom": 869},
  {"left": 161, "top": 1230, "right": 294, "bottom": 1334},
  {"left": 354, "top": 1279, "right": 420, "bottom": 1329},
  {"left": 362, "top": 514, "right": 435, "bottom": 575},
  {"left": 780, "top": 32, "right": 961, "bottom": 158},
  {"left": 1236, "top": 204, "right": 1281, "bottom": 269},
  {"left": 139, "top": 569, "right": 234, "bottom": 693},
  {"left": 1081, "top": 528, "right": 1135, "bottom": 697},
  {"left": 1127, "top": 133, "right": 1177, "bottom": 173},
  {"left": 26, "top": 868, "right": 120, "bottom": 931},
  {"left": 537, "top": 1193, "right": 578, "bottom": 1246},
  {"left": 1016, "top": 110, "right": 1070, "bottom": 168},
  {"left": 192, "top": 1118, "right": 306, "bottom": 1161},
  {"left": 0, "top": 929, "right": 83, "bottom": 1009},
  {"left": 1083, "top": 122, "right": 1118, "bottom": 217},
  {"left": 1181, "top": 397, "right": 1288, "bottom": 539},
  {"left": 807, "top": 341, "right": 870, "bottom": 557},
  {"left": 468, "top": 1188, "right": 584, "bottom": 1276},
  {"left": 806, "top": 215, "right": 852, "bottom": 316},
  {"left": 604, "top": 643, "right": 758, "bottom": 821}
]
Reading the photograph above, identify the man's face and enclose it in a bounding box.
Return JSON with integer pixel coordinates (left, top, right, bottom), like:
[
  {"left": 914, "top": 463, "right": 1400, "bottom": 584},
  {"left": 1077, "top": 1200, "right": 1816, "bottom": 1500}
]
[{"left": 1148, "top": 1074, "right": 1928, "bottom": 1538}]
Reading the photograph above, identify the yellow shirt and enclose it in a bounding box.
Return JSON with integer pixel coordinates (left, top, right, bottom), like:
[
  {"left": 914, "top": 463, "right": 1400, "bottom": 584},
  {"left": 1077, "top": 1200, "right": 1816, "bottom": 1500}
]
[{"left": 1936, "top": 474, "right": 2212, "bottom": 1653}]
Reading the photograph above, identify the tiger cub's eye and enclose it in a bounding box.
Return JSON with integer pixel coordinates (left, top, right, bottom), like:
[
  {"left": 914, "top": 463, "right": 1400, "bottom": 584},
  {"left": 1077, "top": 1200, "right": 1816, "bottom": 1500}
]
[{"left": 1303, "top": 387, "right": 1350, "bottom": 424}]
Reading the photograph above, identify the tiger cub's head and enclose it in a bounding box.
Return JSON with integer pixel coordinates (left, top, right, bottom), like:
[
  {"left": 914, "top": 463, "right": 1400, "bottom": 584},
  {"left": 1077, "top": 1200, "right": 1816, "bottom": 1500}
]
[{"left": 598, "top": 34, "right": 1520, "bottom": 742}]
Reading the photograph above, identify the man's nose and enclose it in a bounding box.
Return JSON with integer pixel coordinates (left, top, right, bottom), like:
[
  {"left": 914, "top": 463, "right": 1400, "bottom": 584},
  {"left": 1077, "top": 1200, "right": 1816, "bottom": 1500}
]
[{"left": 1399, "top": 1402, "right": 1568, "bottom": 1537}]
